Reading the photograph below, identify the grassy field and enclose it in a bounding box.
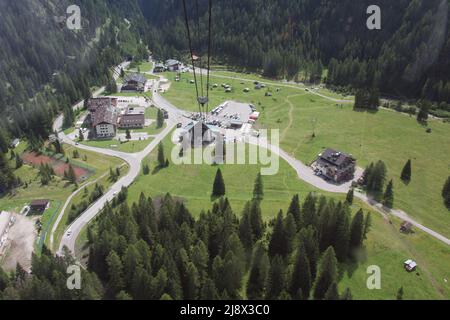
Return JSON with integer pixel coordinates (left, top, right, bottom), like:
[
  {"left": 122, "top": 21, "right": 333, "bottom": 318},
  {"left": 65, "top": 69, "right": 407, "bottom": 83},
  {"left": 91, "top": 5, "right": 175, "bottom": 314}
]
[
  {"left": 125, "top": 131, "right": 450, "bottom": 299},
  {"left": 0, "top": 143, "right": 125, "bottom": 254},
  {"left": 82, "top": 138, "right": 153, "bottom": 153},
  {"left": 51, "top": 163, "right": 128, "bottom": 252},
  {"left": 128, "top": 134, "right": 333, "bottom": 217},
  {"left": 161, "top": 71, "right": 450, "bottom": 238}
]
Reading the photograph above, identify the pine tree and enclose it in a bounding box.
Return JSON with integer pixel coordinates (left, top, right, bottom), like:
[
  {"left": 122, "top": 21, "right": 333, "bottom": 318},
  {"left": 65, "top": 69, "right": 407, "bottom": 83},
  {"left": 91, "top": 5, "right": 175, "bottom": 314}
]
[
  {"left": 126, "top": 129, "right": 131, "bottom": 140},
  {"left": 401, "top": 160, "right": 412, "bottom": 182},
  {"left": 396, "top": 287, "right": 404, "bottom": 300},
  {"left": 157, "top": 109, "right": 165, "bottom": 129},
  {"left": 200, "top": 278, "right": 219, "bottom": 300},
  {"left": 442, "top": 176, "right": 450, "bottom": 209},
  {"left": 340, "top": 288, "right": 353, "bottom": 300},
  {"left": 334, "top": 204, "right": 350, "bottom": 261},
  {"left": 157, "top": 143, "right": 165, "bottom": 168},
  {"left": 265, "top": 255, "right": 285, "bottom": 300},
  {"left": 313, "top": 246, "right": 338, "bottom": 300},
  {"left": 302, "top": 193, "right": 317, "bottom": 228},
  {"left": 15, "top": 153, "right": 23, "bottom": 169},
  {"left": 239, "top": 204, "right": 254, "bottom": 249},
  {"left": 246, "top": 242, "right": 269, "bottom": 300},
  {"left": 289, "top": 243, "right": 312, "bottom": 300},
  {"left": 346, "top": 188, "right": 354, "bottom": 205},
  {"left": 284, "top": 213, "right": 297, "bottom": 256},
  {"left": 324, "top": 282, "right": 339, "bottom": 300},
  {"left": 249, "top": 200, "right": 264, "bottom": 241},
  {"left": 268, "top": 211, "right": 289, "bottom": 258},
  {"left": 252, "top": 172, "right": 264, "bottom": 201},
  {"left": 212, "top": 168, "right": 226, "bottom": 197},
  {"left": 66, "top": 164, "right": 77, "bottom": 184},
  {"left": 0, "top": 129, "right": 9, "bottom": 153},
  {"left": 78, "top": 129, "right": 84, "bottom": 142},
  {"left": 106, "top": 251, "right": 125, "bottom": 297},
  {"left": 416, "top": 100, "right": 430, "bottom": 123},
  {"left": 349, "top": 209, "right": 365, "bottom": 249},
  {"left": 363, "top": 212, "right": 372, "bottom": 240},
  {"left": 383, "top": 180, "right": 394, "bottom": 209},
  {"left": 287, "top": 194, "right": 301, "bottom": 228},
  {"left": 298, "top": 227, "right": 320, "bottom": 279}
]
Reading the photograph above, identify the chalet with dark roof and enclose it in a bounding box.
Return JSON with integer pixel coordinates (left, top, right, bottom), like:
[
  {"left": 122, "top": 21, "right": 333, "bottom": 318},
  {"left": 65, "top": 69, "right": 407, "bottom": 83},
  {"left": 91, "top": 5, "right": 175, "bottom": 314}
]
[
  {"left": 315, "top": 148, "right": 356, "bottom": 183},
  {"left": 122, "top": 73, "right": 148, "bottom": 92}
]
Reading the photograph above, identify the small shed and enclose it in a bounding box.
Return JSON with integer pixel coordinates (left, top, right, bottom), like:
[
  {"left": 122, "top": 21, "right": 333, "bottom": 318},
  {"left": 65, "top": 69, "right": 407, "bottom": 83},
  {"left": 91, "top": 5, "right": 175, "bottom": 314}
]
[
  {"left": 30, "top": 200, "right": 50, "bottom": 213},
  {"left": 404, "top": 259, "right": 417, "bottom": 272},
  {"left": 10, "top": 138, "right": 20, "bottom": 149},
  {"left": 400, "top": 221, "right": 413, "bottom": 233}
]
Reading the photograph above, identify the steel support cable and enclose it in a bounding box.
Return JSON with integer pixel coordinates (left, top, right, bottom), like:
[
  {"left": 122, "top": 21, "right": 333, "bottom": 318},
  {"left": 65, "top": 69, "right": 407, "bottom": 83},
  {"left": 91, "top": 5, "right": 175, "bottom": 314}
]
[
  {"left": 195, "top": 0, "right": 205, "bottom": 103},
  {"left": 182, "top": 0, "right": 202, "bottom": 117},
  {"left": 206, "top": 0, "right": 213, "bottom": 114}
]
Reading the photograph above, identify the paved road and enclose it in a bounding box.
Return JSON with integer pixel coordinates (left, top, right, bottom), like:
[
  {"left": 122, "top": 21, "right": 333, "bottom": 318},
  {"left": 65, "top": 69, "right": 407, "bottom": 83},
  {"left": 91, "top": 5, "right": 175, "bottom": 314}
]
[
  {"left": 247, "top": 129, "right": 450, "bottom": 246},
  {"left": 55, "top": 72, "right": 178, "bottom": 255},
  {"left": 56, "top": 64, "right": 450, "bottom": 256}
]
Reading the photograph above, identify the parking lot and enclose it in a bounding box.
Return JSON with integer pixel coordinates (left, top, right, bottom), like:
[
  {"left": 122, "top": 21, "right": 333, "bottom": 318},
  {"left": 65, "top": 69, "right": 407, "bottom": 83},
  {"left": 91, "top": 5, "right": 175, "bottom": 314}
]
[{"left": 189, "top": 100, "right": 256, "bottom": 129}]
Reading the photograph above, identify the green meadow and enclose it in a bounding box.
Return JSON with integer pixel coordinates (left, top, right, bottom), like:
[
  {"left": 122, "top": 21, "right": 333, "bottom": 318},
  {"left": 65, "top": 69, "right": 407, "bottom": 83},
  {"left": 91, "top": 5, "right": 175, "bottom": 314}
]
[{"left": 161, "top": 71, "right": 450, "bottom": 238}]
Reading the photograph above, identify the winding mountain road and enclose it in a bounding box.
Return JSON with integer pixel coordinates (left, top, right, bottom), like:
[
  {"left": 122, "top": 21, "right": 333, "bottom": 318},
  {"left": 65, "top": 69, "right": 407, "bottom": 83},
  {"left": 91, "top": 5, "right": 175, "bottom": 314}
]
[{"left": 54, "top": 65, "right": 450, "bottom": 257}]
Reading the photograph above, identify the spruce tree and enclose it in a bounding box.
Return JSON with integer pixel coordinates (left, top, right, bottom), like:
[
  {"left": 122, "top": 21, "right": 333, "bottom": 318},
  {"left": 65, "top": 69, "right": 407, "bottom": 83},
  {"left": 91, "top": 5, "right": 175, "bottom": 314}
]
[
  {"left": 349, "top": 209, "right": 365, "bottom": 249},
  {"left": 239, "top": 203, "right": 254, "bottom": 249},
  {"left": 313, "top": 246, "right": 338, "bottom": 300},
  {"left": 252, "top": 172, "right": 264, "bottom": 201},
  {"left": 78, "top": 129, "right": 84, "bottom": 142},
  {"left": 157, "top": 143, "right": 165, "bottom": 168},
  {"left": 401, "top": 160, "right": 412, "bottom": 182},
  {"left": 363, "top": 212, "right": 372, "bottom": 240},
  {"left": 249, "top": 200, "right": 264, "bottom": 241},
  {"left": 157, "top": 109, "right": 165, "bottom": 129},
  {"left": 289, "top": 243, "right": 312, "bottom": 300},
  {"left": 212, "top": 168, "right": 226, "bottom": 197},
  {"left": 284, "top": 213, "right": 297, "bottom": 256},
  {"left": 302, "top": 193, "right": 317, "bottom": 228},
  {"left": 126, "top": 129, "right": 131, "bottom": 140},
  {"left": 0, "top": 129, "right": 9, "bottom": 154},
  {"left": 324, "top": 282, "right": 339, "bottom": 300},
  {"left": 397, "top": 287, "right": 404, "bottom": 300},
  {"left": 346, "top": 188, "right": 354, "bottom": 205},
  {"left": 334, "top": 204, "right": 350, "bottom": 261},
  {"left": 265, "top": 255, "right": 285, "bottom": 300},
  {"left": 66, "top": 164, "right": 77, "bottom": 184},
  {"left": 383, "top": 180, "right": 394, "bottom": 209},
  {"left": 246, "top": 242, "right": 269, "bottom": 300},
  {"left": 340, "top": 288, "right": 353, "bottom": 300},
  {"left": 268, "top": 211, "right": 289, "bottom": 258},
  {"left": 106, "top": 251, "right": 125, "bottom": 297},
  {"left": 442, "top": 176, "right": 450, "bottom": 209},
  {"left": 287, "top": 194, "right": 301, "bottom": 228}
]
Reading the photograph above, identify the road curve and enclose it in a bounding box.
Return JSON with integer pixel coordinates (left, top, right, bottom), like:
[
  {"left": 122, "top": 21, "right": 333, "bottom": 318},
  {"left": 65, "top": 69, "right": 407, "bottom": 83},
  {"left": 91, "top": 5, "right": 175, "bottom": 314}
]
[
  {"left": 246, "top": 136, "right": 450, "bottom": 246},
  {"left": 56, "top": 65, "right": 450, "bottom": 257},
  {"left": 55, "top": 75, "right": 177, "bottom": 255}
]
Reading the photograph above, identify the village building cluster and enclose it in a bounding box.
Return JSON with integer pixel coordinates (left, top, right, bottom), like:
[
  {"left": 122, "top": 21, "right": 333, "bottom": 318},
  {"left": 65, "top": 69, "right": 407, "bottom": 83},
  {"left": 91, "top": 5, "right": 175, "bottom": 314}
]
[
  {"left": 86, "top": 97, "right": 147, "bottom": 140},
  {"left": 153, "top": 59, "right": 184, "bottom": 73}
]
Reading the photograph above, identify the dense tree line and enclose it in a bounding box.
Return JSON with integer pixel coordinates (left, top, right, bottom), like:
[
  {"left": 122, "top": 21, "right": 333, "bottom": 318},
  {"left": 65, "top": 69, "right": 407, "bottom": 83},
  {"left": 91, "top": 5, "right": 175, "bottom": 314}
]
[
  {"left": 0, "top": 248, "right": 103, "bottom": 300},
  {"left": 0, "top": 181, "right": 371, "bottom": 300},
  {"left": 0, "top": 0, "right": 149, "bottom": 144},
  {"left": 140, "top": 0, "right": 450, "bottom": 112}
]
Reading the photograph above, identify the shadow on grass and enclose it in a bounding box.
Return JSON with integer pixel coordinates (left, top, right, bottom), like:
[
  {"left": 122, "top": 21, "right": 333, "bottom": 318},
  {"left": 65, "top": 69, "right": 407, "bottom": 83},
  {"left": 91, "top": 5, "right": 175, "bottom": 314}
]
[{"left": 338, "top": 247, "right": 368, "bottom": 281}]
